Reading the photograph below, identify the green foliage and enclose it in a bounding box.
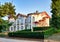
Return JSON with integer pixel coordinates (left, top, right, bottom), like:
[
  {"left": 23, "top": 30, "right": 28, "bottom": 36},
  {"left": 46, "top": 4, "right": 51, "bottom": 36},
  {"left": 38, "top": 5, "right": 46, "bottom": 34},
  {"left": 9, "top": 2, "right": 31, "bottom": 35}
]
[
  {"left": 0, "top": 20, "right": 13, "bottom": 32},
  {"left": 0, "top": 25, "right": 3, "bottom": 32},
  {"left": 51, "top": 0, "right": 60, "bottom": 29},
  {"left": 0, "top": 2, "right": 16, "bottom": 17},
  {"left": 8, "top": 31, "right": 44, "bottom": 39},
  {"left": 44, "top": 27, "right": 56, "bottom": 38},
  {"left": 54, "top": 29, "right": 60, "bottom": 33},
  {"left": 20, "top": 29, "right": 31, "bottom": 31},
  {"left": 33, "top": 27, "right": 50, "bottom": 31},
  {"left": 8, "top": 27, "right": 60, "bottom": 38},
  {"left": 0, "top": 19, "right": 5, "bottom": 32},
  {"left": 0, "top": 2, "right": 16, "bottom": 32}
]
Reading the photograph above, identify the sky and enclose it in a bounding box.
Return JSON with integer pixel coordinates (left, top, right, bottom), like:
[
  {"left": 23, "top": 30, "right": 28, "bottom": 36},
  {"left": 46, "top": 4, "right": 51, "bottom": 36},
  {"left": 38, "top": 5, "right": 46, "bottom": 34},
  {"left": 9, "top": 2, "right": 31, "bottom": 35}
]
[{"left": 1, "top": 0, "right": 52, "bottom": 20}]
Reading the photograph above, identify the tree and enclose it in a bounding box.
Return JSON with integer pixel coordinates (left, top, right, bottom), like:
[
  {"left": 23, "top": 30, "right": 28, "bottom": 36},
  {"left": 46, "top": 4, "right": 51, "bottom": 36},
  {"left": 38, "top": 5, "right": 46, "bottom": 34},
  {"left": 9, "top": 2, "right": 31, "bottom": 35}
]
[
  {"left": 0, "top": 20, "right": 13, "bottom": 32},
  {"left": 0, "top": 2, "right": 16, "bottom": 17},
  {"left": 0, "top": 2, "right": 16, "bottom": 32},
  {"left": 51, "top": 0, "right": 60, "bottom": 29}
]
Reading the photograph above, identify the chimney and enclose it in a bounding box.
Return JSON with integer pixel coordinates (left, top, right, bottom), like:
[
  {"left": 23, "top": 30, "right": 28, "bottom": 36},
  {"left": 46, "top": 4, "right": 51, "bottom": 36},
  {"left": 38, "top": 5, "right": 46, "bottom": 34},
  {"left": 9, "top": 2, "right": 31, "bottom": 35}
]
[{"left": 36, "top": 10, "right": 38, "bottom": 13}]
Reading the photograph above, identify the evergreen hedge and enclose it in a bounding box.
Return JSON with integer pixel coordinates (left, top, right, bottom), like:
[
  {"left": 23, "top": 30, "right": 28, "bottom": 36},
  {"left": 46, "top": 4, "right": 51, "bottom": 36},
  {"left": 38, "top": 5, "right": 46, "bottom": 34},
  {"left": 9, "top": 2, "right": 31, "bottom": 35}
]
[
  {"left": 33, "top": 27, "right": 50, "bottom": 31},
  {"left": 8, "top": 31, "right": 44, "bottom": 39},
  {"left": 8, "top": 27, "right": 57, "bottom": 39}
]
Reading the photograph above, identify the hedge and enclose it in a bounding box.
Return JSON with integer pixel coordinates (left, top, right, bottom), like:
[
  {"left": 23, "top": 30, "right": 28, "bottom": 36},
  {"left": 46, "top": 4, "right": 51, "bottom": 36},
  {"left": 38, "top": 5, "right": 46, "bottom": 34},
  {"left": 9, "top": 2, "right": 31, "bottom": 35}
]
[
  {"left": 8, "top": 27, "right": 58, "bottom": 39},
  {"left": 21, "top": 29, "right": 31, "bottom": 31},
  {"left": 54, "top": 29, "right": 60, "bottom": 33},
  {"left": 33, "top": 27, "right": 50, "bottom": 31},
  {"left": 8, "top": 31, "right": 44, "bottom": 39}
]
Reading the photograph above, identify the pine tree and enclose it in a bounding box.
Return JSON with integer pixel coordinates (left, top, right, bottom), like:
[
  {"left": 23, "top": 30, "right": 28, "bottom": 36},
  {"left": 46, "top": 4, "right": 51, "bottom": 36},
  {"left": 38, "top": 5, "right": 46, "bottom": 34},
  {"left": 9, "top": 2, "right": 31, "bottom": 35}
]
[{"left": 51, "top": 0, "right": 60, "bottom": 29}]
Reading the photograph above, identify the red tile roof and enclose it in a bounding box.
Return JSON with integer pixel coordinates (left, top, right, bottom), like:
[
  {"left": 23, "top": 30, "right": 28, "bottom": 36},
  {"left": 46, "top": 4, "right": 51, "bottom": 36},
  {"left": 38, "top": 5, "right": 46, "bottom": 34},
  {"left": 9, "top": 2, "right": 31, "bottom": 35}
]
[{"left": 27, "top": 11, "right": 50, "bottom": 18}]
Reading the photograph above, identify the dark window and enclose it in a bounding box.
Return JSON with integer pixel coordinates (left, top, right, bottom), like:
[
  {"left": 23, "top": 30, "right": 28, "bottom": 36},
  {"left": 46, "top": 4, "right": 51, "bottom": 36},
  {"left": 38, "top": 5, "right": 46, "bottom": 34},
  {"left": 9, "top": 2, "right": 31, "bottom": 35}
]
[
  {"left": 21, "top": 26, "right": 23, "bottom": 30},
  {"left": 29, "top": 17, "right": 31, "bottom": 23},
  {"left": 17, "top": 20, "right": 19, "bottom": 25},
  {"left": 17, "top": 25, "right": 19, "bottom": 30},
  {"left": 11, "top": 27, "right": 13, "bottom": 31},
  {"left": 21, "top": 23, "right": 23, "bottom": 25}
]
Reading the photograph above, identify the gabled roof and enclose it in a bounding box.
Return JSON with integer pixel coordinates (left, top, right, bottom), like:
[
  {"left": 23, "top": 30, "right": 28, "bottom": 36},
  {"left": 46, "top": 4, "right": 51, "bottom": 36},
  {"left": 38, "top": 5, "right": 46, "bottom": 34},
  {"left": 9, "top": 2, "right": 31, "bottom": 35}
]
[
  {"left": 27, "top": 11, "right": 50, "bottom": 18},
  {"left": 17, "top": 13, "right": 27, "bottom": 17},
  {"left": 33, "top": 11, "right": 50, "bottom": 24},
  {"left": 41, "top": 11, "right": 50, "bottom": 18}
]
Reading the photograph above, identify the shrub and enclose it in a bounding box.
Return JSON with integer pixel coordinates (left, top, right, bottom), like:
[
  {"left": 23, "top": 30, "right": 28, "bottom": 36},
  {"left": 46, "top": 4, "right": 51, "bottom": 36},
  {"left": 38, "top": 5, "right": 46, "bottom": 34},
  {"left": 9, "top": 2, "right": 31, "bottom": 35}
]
[
  {"left": 21, "top": 29, "right": 31, "bottom": 31},
  {"left": 8, "top": 27, "right": 59, "bottom": 39},
  {"left": 8, "top": 31, "right": 44, "bottom": 39},
  {"left": 44, "top": 27, "right": 56, "bottom": 38},
  {"left": 55, "top": 29, "right": 60, "bottom": 33},
  {"left": 33, "top": 27, "right": 50, "bottom": 31}
]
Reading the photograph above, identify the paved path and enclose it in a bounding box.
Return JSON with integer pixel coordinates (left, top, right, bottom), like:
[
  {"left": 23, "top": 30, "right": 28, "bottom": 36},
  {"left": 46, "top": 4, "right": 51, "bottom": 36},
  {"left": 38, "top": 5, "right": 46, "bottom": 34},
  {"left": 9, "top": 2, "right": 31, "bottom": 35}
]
[
  {"left": 0, "top": 38, "right": 43, "bottom": 42},
  {"left": 0, "top": 37, "right": 60, "bottom": 42},
  {"left": 0, "top": 33, "right": 60, "bottom": 42},
  {"left": 48, "top": 33, "right": 60, "bottom": 41}
]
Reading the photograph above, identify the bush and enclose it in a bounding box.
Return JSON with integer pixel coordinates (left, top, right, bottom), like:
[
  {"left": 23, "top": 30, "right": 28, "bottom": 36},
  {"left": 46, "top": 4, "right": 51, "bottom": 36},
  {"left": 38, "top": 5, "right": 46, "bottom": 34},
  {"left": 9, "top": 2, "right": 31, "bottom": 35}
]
[
  {"left": 55, "top": 29, "right": 60, "bottom": 33},
  {"left": 8, "top": 31, "right": 44, "bottom": 39},
  {"left": 44, "top": 27, "right": 56, "bottom": 38},
  {"left": 33, "top": 27, "right": 50, "bottom": 31},
  {"left": 21, "top": 29, "right": 31, "bottom": 31},
  {"left": 8, "top": 27, "right": 59, "bottom": 39}
]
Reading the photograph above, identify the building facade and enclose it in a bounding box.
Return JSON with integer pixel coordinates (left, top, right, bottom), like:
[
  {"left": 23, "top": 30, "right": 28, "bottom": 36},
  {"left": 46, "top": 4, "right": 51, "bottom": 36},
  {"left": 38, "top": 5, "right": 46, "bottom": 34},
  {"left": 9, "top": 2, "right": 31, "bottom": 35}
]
[
  {"left": 9, "top": 11, "right": 50, "bottom": 32},
  {"left": 9, "top": 14, "right": 26, "bottom": 32}
]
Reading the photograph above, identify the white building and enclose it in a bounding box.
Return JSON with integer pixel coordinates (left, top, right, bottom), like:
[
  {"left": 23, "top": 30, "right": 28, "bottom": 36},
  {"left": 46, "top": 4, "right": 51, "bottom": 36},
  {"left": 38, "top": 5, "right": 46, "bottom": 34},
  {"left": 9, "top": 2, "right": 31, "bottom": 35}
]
[
  {"left": 9, "top": 14, "right": 26, "bottom": 32},
  {"left": 9, "top": 11, "right": 50, "bottom": 32}
]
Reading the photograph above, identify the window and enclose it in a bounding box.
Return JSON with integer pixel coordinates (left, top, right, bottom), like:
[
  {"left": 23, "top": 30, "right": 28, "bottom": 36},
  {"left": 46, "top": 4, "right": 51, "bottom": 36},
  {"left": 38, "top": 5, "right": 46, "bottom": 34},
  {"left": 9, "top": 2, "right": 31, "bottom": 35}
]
[
  {"left": 29, "top": 16, "right": 31, "bottom": 23},
  {"left": 21, "top": 19, "right": 23, "bottom": 23},
  {"left": 17, "top": 25, "right": 19, "bottom": 30},
  {"left": 21, "top": 23, "right": 23, "bottom": 25},
  {"left": 17, "top": 20, "right": 19, "bottom": 25},
  {"left": 21, "top": 26, "right": 23, "bottom": 30},
  {"left": 11, "top": 27, "right": 13, "bottom": 31}
]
